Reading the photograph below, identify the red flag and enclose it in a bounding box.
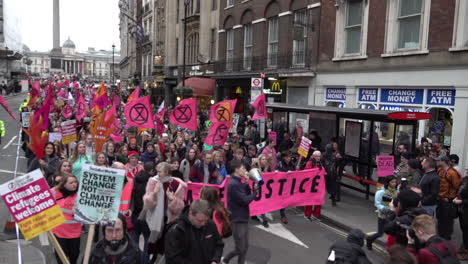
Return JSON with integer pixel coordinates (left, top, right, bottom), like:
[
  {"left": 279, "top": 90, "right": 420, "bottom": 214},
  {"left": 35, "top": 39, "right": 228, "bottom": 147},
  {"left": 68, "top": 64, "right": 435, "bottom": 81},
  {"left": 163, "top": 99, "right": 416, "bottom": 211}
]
[
  {"left": 112, "top": 94, "right": 121, "bottom": 107},
  {"left": 34, "top": 84, "right": 54, "bottom": 130},
  {"left": 0, "top": 95, "right": 17, "bottom": 120},
  {"left": 124, "top": 96, "right": 155, "bottom": 128},
  {"left": 205, "top": 122, "right": 230, "bottom": 146},
  {"left": 61, "top": 102, "right": 73, "bottom": 119},
  {"left": 209, "top": 99, "right": 237, "bottom": 124},
  {"left": 252, "top": 94, "right": 267, "bottom": 120},
  {"left": 27, "top": 81, "right": 40, "bottom": 107},
  {"left": 169, "top": 98, "right": 197, "bottom": 131},
  {"left": 92, "top": 83, "right": 110, "bottom": 112},
  {"left": 127, "top": 86, "right": 140, "bottom": 102},
  {"left": 105, "top": 104, "right": 117, "bottom": 121}
]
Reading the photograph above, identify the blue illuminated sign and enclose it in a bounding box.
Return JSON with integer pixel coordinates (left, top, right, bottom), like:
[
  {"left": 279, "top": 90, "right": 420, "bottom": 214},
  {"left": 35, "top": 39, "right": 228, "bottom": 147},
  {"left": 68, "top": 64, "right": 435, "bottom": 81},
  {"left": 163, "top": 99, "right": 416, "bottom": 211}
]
[
  {"left": 358, "top": 88, "right": 378, "bottom": 102},
  {"left": 380, "top": 89, "right": 424, "bottom": 105},
  {"left": 426, "top": 89, "right": 455, "bottom": 106}
]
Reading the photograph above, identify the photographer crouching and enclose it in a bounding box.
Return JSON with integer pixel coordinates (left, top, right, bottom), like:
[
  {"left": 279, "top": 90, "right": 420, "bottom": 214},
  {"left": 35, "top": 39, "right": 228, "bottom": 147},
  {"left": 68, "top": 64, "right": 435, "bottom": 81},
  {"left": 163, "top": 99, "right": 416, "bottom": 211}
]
[{"left": 406, "top": 214, "right": 459, "bottom": 263}]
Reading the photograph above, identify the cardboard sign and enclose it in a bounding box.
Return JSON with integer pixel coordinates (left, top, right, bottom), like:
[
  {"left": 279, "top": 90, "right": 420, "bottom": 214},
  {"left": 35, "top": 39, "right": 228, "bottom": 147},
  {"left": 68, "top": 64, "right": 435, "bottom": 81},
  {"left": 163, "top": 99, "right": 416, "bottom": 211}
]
[
  {"left": 21, "top": 112, "right": 30, "bottom": 128},
  {"left": 74, "top": 164, "right": 125, "bottom": 224},
  {"left": 269, "top": 131, "right": 277, "bottom": 145},
  {"left": 0, "top": 170, "right": 65, "bottom": 240},
  {"left": 377, "top": 156, "right": 395, "bottom": 177},
  {"left": 61, "top": 119, "right": 77, "bottom": 144},
  {"left": 229, "top": 113, "right": 240, "bottom": 133},
  {"left": 48, "top": 132, "right": 62, "bottom": 143},
  {"left": 298, "top": 136, "right": 312, "bottom": 158}
]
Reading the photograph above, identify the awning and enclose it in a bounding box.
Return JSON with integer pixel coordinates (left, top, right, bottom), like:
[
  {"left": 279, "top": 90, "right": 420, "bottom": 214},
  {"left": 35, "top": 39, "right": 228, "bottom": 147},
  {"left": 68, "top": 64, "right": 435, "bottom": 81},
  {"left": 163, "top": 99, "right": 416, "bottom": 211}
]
[{"left": 177, "top": 77, "right": 215, "bottom": 96}]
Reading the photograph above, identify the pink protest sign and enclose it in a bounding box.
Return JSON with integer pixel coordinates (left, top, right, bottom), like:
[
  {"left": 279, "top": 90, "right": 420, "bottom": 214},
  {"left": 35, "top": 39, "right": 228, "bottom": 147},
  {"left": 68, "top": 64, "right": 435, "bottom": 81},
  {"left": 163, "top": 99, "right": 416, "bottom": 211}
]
[
  {"left": 269, "top": 131, "right": 277, "bottom": 145},
  {"left": 184, "top": 169, "right": 325, "bottom": 216},
  {"left": 377, "top": 156, "right": 395, "bottom": 177}
]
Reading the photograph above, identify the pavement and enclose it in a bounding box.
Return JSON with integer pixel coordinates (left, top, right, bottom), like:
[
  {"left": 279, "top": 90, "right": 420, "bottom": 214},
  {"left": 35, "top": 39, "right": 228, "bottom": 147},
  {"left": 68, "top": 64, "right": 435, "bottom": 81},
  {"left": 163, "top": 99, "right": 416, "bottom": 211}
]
[{"left": 0, "top": 92, "right": 389, "bottom": 263}]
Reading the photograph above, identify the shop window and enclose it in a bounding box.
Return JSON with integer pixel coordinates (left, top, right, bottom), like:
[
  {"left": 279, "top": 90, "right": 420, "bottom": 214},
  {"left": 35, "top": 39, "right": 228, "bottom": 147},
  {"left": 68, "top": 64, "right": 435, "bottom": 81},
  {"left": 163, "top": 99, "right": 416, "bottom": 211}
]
[
  {"left": 210, "top": 28, "right": 217, "bottom": 61},
  {"left": 226, "top": 29, "right": 234, "bottom": 71},
  {"left": 427, "top": 108, "right": 453, "bottom": 147},
  {"left": 293, "top": 9, "right": 307, "bottom": 66},
  {"left": 383, "top": 0, "right": 431, "bottom": 56},
  {"left": 243, "top": 24, "right": 253, "bottom": 70},
  {"left": 267, "top": 17, "right": 279, "bottom": 68},
  {"left": 451, "top": 0, "right": 468, "bottom": 50},
  {"left": 334, "top": 0, "right": 369, "bottom": 60}
]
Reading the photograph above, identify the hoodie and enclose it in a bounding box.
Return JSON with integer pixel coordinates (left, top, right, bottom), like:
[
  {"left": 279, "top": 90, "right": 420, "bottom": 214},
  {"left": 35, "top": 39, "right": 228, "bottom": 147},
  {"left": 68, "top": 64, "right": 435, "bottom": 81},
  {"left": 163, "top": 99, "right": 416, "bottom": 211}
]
[{"left": 328, "top": 229, "right": 371, "bottom": 264}]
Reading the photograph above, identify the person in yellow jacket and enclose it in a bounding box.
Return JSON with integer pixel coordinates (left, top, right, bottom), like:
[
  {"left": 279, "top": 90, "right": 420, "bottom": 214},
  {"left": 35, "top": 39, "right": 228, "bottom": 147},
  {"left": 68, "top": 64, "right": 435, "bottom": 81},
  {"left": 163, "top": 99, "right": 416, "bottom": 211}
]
[{"left": 0, "top": 120, "right": 5, "bottom": 144}]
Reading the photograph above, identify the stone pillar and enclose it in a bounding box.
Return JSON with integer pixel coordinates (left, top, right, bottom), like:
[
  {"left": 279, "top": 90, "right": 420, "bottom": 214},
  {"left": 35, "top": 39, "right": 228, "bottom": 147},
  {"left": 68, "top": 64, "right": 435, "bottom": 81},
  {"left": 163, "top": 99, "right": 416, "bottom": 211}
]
[
  {"left": 53, "top": 0, "right": 60, "bottom": 50},
  {"left": 451, "top": 87, "right": 468, "bottom": 170}
]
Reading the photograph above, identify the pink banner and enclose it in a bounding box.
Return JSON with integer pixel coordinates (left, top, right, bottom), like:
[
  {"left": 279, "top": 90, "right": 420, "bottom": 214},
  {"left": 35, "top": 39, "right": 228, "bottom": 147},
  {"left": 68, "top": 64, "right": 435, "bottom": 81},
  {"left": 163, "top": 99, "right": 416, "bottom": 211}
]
[
  {"left": 377, "top": 156, "right": 395, "bottom": 177},
  {"left": 184, "top": 169, "right": 326, "bottom": 216}
]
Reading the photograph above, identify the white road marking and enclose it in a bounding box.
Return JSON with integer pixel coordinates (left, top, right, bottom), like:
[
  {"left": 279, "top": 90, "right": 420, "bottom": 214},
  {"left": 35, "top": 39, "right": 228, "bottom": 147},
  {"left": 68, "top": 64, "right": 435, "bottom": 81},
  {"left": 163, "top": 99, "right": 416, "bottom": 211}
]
[
  {"left": 2, "top": 136, "right": 17, "bottom": 150},
  {"left": 255, "top": 223, "right": 309, "bottom": 248},
  {"left": 0, "top": 169, "right": 25, "bottom": 175}
]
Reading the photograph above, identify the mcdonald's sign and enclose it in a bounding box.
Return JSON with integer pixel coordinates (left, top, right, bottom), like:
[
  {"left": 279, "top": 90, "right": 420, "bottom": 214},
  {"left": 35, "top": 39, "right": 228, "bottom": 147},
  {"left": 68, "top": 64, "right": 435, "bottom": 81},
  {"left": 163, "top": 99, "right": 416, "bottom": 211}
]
[{"left": 264, "top": 79, "right": 285, "bottom": 95}]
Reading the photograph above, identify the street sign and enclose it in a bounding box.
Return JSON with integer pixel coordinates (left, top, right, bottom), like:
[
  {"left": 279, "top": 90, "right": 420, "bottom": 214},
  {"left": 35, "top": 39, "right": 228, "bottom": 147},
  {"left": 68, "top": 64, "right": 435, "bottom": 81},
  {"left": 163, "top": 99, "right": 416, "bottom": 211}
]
[
  {"left": 251, "top": 78, "right": 263, "bottom": 89},
  {"left": 260, "top": 72, "right": 266, "bottom": 79}
]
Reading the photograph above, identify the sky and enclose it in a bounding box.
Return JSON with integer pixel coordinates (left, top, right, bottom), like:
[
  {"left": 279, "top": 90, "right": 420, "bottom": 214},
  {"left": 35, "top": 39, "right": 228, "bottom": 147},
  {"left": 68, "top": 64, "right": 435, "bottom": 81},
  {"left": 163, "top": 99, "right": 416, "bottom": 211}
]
[{"left": 13, "top": 0, "right": 120, "bottom": 52}]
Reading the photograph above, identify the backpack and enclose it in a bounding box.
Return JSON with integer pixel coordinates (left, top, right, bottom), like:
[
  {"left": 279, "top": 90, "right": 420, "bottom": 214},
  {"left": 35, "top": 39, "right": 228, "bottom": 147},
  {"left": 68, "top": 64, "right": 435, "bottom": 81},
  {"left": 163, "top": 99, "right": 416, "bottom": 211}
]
[{"left": 426, "top": 241, "right": 460, "bottom": 264}]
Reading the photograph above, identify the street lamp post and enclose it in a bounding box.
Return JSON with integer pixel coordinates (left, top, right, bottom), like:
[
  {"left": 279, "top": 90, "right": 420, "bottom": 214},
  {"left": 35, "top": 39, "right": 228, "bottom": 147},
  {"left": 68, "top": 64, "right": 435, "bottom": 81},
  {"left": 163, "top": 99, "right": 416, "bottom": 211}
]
[
  {"left": 5, "top": 46, "right": 9, "bottom": 80},
  {"left": 112, "top": 44, "right": 115, "bottom": 84},
  {"left": 182, "top": 0, "right": 189, "bottom": 87}
]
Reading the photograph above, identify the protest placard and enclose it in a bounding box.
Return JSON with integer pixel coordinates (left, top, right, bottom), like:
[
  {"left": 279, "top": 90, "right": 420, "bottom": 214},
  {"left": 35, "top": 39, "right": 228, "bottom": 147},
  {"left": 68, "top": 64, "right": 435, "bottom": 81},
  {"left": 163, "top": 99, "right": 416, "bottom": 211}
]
[
  {"left": 184, "top": 169, "right": 325, "bottom": 216},
  {"left": 21, "top": 112, "right": 30, "bottom": 128},
  {"left": 229, "top": 113, "right": 240, "bottom": 133},
  {"left": 74, "top": 164, "right": 125, "bottom": 224},
  {"left": 298, "top": 136, "right": 312, "bottom": 158},
  {"left": 49, "top": 132, "right": 62, "bottom": 142},
  {"left": 0, "top": 169, "right": 65, "bottom": 240},
  {"left": 377, "top": 156, "right": 394, "bottom": 177},
  {"left": 61, "top": 119, "right": 77, "bottom": 144}
]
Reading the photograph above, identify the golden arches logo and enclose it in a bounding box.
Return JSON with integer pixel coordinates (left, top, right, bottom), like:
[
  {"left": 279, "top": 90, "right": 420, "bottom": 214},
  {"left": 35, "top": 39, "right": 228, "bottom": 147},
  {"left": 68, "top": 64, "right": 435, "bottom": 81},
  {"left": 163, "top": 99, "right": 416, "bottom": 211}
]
[{"left": 271, "top": 81, "right": 281, "bottom": 92}]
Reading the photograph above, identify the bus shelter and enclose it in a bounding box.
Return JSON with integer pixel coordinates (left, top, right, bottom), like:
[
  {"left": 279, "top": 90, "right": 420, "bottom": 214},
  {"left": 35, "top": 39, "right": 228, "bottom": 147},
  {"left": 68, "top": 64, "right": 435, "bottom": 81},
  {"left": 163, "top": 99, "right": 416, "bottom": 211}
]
[{"left": 266, "top": 103, "right": 418, "bottom": 199}]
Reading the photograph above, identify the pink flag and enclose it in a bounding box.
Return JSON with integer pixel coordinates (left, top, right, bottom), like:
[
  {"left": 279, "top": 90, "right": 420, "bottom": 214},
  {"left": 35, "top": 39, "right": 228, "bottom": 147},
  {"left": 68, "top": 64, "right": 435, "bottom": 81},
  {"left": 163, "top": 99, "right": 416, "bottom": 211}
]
[
  {"left": 75, "top": 94, "right": 87, "bottom": 121},
  {"left": 169, "top": 98, "right": 197, "bottom": 131},
  {"left": 252, "top": 93, "right": 267, "bottom": 120},
  {"left": 0, "top": 95, "right": 17, "bottom": 120},
  {"left": 205, "top": 121, "right": 230, "bottom": 146},
  {"left": 209, "top": 99, "right": 237, "bottom": 124},
  {"left": 94, "top": 93, "right": 110, "bottom": 110},
  {"left": 61, "top": 102, "right": 73, "bottom": 119},
  {"left": 127, "top": 86, "right": 140, "bottom": 102},
  {"left": 124, "top": 96, "right": 155, "bottom": 128},
  {"left": 112, "top": 94, "right": 121, "bottom": 108},
  {"left": 105, "top": 104, "right": 117, "bottom": 121}
]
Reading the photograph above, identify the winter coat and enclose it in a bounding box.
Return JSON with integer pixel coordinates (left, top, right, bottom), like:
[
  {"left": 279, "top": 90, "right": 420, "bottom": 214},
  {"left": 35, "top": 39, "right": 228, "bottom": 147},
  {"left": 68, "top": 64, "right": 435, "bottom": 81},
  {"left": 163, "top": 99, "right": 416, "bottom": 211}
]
[
  {"left": 28, "top": 155, "right": 60, "bottom": 178},
  {"left": 165, "top": 209, "right": 224, "bottom": 264},
  {"left": 420, "top": 170, "right": 440, "bottom": 206},
  {"left": 327, "top": 229, "right": 371, "bottom": 264},
  {"left": 374, "top": 187, "right": 397, "bottom": 219},
  {"left": 132, "top": 170, "right": 152, "bottom": 217},
  {"left": 140, "top": 151, "right": 158, "bottom": 163},
  {"left": 189, "top": 161, "right": 217, "bottom": 184},
  {"left": 89, "top": 234, "right": 142, "bottom": 264},
  {"left": 179, "top": 158, "right": 197, "bottom": 182},
  {"left": 407, "top": 235, "right": 458, "bottom": 264},
  {"left": 227, "top": 176, "right": 256, "bottom": 223}
]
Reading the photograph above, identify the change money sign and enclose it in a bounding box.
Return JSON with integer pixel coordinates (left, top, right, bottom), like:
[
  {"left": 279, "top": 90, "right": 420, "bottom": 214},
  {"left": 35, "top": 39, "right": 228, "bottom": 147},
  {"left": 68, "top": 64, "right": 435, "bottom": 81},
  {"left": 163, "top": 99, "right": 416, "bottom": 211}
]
[
  {"left": 0, "top": 170, "right": 65, "bottom": 240},
  {"left": 74, "top": 164, "right": 125, "bottom": 224}
]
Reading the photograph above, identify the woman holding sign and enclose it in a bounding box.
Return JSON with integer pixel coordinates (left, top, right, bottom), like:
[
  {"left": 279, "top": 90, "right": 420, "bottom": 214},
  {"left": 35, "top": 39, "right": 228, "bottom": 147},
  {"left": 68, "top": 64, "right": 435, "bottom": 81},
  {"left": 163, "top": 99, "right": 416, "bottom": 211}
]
[
  {"left": 52, "top": 174, "right": 82, "bottom": 264},
  {"left": 28, "top": 142, "right": 60, "bottom": 178}
]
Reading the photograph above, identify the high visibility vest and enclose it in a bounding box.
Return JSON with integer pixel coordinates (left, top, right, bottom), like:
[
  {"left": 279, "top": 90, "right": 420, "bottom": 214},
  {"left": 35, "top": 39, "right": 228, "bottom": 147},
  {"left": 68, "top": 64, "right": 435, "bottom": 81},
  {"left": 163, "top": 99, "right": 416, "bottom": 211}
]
[
  {"left": 0, "top": 120, "right": 4, "bottom": 137},
  {"left": 52, "top": 190, "right": 82, "bottom": 239},
  {"left": 119, "top": 180, "right": 133, "bottom": 214}
]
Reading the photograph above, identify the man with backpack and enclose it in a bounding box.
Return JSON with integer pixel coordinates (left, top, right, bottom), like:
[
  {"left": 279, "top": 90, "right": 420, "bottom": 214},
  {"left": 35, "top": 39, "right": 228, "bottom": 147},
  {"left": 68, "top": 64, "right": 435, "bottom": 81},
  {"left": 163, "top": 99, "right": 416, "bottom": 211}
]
[
  {"left": 327, "top": 228, "right": 372, "bottom": 264},
  {"left": 407, "top": 214, "right": 460, "bottom": 264}
]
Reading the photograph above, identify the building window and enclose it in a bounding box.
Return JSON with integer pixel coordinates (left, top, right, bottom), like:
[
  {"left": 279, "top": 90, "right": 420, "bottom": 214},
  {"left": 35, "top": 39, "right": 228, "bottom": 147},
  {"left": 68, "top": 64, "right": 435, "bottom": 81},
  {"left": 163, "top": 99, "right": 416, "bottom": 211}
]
[
  {"left": 267, "top": 17, "right": 279, "bottom": 68},
  {"left": 187, "top": 33, "right": 199, "bottom": 64},
  {"left": 226, "top": 29, "right": 234, "bottom": 71},
  {"left": 333, "top": 0, "right": 369, "bottom": 60},
  {"left": 452, "top": 0, "right": 468, "bottom": 50},
  {"left": 383, "top": 0, "right": 431, "bottom": 56},
  {"left": 212, "top": 0, "right": 217, "bottom": 10},
  {"left": 293, "top": 9, "right": 307, "bottom": 66},
  {"left": 210, "top": 28, "right": 216, "bottom": 61},
  {"left": 227, "top": 0, "right": 234, "bottom": 7},
  {"left": 243, "top": 24, "right": 252, "bottom": 70}
]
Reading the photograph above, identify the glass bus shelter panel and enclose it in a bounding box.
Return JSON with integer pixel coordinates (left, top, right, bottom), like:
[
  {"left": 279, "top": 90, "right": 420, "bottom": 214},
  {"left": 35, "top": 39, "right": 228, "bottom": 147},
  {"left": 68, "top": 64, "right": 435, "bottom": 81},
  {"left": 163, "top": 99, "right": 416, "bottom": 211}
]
[
  {"left": 308, "top": 112, "right": 337, "bottom": 149},
  {"left": 374, "top": 121, "right": 396, "bottom": 157},
  {"left": 395, "top": 124, "right": 415, "bottom": 153}
]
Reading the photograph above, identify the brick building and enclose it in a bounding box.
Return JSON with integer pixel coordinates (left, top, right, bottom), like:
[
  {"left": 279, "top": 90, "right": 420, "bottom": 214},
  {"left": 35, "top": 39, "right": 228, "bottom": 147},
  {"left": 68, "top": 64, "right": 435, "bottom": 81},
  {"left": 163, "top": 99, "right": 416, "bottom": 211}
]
[
  {"left": 313, "top": 0, "right": 468, "bottom": 169},
  {"left": 214, "top": 0, "right": 321, "bottom": 115}
]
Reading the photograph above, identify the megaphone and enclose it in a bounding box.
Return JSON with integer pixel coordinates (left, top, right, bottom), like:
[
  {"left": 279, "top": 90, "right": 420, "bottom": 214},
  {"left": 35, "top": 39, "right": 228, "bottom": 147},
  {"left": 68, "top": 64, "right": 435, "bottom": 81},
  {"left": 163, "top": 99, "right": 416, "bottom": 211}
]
[{"left": 248, "top": 168, "right": 264, "bottom": 185}]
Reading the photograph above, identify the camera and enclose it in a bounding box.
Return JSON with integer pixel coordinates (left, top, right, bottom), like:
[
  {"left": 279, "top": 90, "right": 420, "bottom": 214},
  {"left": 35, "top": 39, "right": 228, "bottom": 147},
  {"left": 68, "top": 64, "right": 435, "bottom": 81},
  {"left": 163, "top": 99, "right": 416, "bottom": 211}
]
[
  {"left": 398, "top": 223, "right": 417, "bottom": 240},
  {"left": 382, "top": 195, "right": 393, "bottom": 203}
]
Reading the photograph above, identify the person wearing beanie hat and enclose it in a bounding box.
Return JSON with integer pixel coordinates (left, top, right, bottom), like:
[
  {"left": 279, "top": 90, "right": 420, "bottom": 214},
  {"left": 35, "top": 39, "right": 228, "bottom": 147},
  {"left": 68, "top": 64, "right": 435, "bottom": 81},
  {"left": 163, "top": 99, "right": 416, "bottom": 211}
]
[
  {"left": 125, "top": 151, "right": 143, "bottom": 182},
  {"left": 90, "top": 214, "right": 142, "bottom": 263},
  {"left": 327, "top": 228, "right": 371, "bottom": 264}
]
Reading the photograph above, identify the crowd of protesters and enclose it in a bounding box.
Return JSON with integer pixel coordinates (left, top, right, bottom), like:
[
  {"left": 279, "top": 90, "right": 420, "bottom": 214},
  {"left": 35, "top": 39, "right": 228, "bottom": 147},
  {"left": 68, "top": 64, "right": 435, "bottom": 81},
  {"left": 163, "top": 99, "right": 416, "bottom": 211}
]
[{"left": 15, "top": 78, "right": 468, "bottom": 264}]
